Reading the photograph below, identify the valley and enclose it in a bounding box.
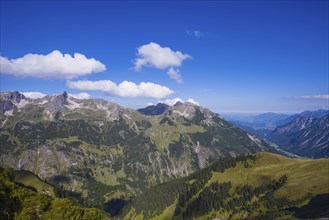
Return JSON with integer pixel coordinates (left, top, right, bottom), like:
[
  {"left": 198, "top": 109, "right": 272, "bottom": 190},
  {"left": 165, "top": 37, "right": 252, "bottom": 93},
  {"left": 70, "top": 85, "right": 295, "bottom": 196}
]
[{"left": 227, "top": 110, "right": 329, "bottom": 158}]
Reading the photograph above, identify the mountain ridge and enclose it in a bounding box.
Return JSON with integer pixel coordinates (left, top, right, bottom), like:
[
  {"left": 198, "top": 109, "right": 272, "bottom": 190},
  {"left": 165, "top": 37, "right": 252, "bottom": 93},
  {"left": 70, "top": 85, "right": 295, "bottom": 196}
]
[
  {"left": 122, "top": 152, "right": 329, "bottom": 219},
  {"left": 267, "top": 113, "right": 329, "bottom": 158},
  {"left": 0, "top": 91, "right": 277, "bottom": 210}
]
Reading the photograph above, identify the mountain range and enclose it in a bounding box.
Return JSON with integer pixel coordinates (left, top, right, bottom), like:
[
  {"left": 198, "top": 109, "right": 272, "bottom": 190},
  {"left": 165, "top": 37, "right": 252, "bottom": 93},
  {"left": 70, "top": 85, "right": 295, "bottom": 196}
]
[
  {"left": 0, "top": 91, "right": 276, "bottom": 210},
  {"left": 267, "top": 113, "right": 329, "bottom": 158},
  {"left": 1, "top": 91, "right": 328, "bottom": 219},
  {"left": 226, "top": 112, "right": 293, "bottom": 130},
  {"left": 229, "top": 109, "right": 329, "bottom": 158}
]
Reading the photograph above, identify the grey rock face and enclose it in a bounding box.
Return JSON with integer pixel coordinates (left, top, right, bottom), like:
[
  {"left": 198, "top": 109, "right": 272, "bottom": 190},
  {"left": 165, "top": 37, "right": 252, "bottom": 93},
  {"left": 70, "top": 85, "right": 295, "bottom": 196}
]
[
  {"left": 0, "top": 91, "right": 27, "bottom": 114},
  {"left": 0, "top": 100, "right": 16, "bottom": 114},
  {"left": 46, "top": 92, "right": 69, "bottom": 114}
]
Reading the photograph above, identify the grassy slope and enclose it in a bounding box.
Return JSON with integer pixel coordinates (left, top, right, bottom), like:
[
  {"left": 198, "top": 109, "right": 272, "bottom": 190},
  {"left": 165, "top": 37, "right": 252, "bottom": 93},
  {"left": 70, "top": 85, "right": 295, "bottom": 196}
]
[
  {"left": 1, "top": 166, "right": 107, "bottom": 220},
  {"left": 211, "top": 152, "right": 329, "bottom": 200},
  {"left": 145, "top": 116, "right": 205, "bottom": 151},
  {"left": 142, "top": 152, "right": 329, "bottom": 219},
  {"left": 14, "top": 170, "right": 55, "bottom": 197}
]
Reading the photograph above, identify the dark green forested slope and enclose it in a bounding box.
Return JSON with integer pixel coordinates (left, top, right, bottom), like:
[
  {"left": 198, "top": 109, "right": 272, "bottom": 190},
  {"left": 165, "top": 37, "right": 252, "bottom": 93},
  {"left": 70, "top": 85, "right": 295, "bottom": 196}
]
[
  {"left": 0, "top": 165, "right": 108, "bottom": 220},
  {"left": 121, "top": 152, "right": 329, "bottom": 220}
]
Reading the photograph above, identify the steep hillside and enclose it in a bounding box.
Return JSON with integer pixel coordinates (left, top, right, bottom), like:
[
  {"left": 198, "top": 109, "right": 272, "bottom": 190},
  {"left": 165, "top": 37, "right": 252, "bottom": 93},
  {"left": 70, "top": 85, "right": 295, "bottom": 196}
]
[
  {"left": 122, "top": 152, "right": 329, "bottom": 220},
  {"left": 0, "top": 165, "right": 107, "bottom": 219},
  {"left": 14, "top": 170, "right": 55, "bottom": 197},
  {"left": 267, "top": 114, "right": 329, "bottom": 158},
  {"left": 0, "top": 91, "right": 276, "bottom": 209}
]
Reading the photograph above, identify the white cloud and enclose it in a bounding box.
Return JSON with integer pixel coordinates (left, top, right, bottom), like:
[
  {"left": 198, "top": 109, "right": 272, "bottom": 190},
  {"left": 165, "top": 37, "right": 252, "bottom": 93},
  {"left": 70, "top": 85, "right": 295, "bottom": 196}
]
[
  {"left": 134, "top": 42, "right": 191, "bottom": 71},
  {"left": 133, "top": 42, "right": 190, "bottom": 83},
  {"left": 297, "top": 94, "right": 329, "bottom": 100},
  {"left": 146, "top": 102, "right": 154, "bottom": 106},
  {"left": 167, "top": 68, "right": 183, "bottom": 83},
  {"left": 160, "top": 97, "right": 199, "bottom": 106},
  {"left": 163, "top": 97, "right": 184, "bottom": 106},
  {"left": 67, "top": 80, "right": 174, "bottom": 99},
  {"left": 186, "top": 30, "right": 205, "bottom": 38},
  {"left": 187, "top": 98, "right": 199, "bottom": 105},
  {"left": 22, "top": 92, "right": 47, "bottom": 99},
  {"left": 0, "top": 50, "right": 106, "bottom": 79},
  {"left": 69, "top": 92, "right": 91, "bottom": 99}
]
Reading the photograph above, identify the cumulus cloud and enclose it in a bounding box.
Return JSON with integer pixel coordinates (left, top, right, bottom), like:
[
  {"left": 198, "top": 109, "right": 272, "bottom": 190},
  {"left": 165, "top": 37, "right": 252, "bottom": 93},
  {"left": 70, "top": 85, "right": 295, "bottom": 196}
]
[
  {"left": 0, "top": 50, "right": 106, "bottom": 79},
  {"left": 21, "top": 92, "right": 47, "bottom": 99},
  {"left": 67, "top": 80, "right": 174, "bottom": 99},
  {"left": 146, "top": 102, "right": 155, "bottom": 106},
  {"left": 160, "top": 97, "right": 199, "bottom": 106},
  {"left": 134, "top": 42, "right": 191, "bottom": 70},
  {"left": 163, "top": 97, "right": 184, "bottom": 106},
  {"left": 187, "top": 98, "right": 199, "bottom": 105},
  {"left": 186, "top": 30, "right": 205, "bottom": 38},
  {"left": 167, "top": 68, "right": 183, "bottom": 83},
  {"left": 69, "top": 92, "right": 91, "bottom": 99},
  {"left": 297, "top": 94, "right": 329, "bottom": 100},
  {"left": 133, "top": 42, "right": 190, "bottom": 83}
]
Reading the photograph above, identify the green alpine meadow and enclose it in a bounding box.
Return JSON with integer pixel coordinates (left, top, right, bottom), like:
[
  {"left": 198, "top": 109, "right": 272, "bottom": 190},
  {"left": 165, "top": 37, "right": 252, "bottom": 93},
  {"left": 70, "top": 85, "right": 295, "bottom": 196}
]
[{"left": 1, "top": 0, "right": 328, "bottom": 219}]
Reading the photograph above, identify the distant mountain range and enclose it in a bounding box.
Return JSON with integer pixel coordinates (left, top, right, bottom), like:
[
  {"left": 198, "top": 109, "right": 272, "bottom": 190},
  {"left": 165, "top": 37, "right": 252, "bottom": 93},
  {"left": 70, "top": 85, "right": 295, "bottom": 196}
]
[
  {"left": 228, "top": 110, "right": 329, "bottom": 158},
  {"left": 267, "top": 113, "right": 329, "bottom": 158},
  {"left": 226, "top": 112, "right": 293, "bottom": 130},
  {"left": 0, "top": 91, "right": 277, "bottom": 210}
]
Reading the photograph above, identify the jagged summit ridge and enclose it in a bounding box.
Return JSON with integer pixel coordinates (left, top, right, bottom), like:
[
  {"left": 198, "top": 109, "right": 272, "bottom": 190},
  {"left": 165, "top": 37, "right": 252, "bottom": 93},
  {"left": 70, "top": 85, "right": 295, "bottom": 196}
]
[
  {"left": 0, "top": 91, "right": 126, "bottom": 121},
  {"left": 137, "top": 103, "right": 169, "bottom": 115},
  {"left": 0, "top": 91, "right": 30, "bottom": 114},
  {"left": 46, "top": 91, "right": 69, "bottom": 114}
]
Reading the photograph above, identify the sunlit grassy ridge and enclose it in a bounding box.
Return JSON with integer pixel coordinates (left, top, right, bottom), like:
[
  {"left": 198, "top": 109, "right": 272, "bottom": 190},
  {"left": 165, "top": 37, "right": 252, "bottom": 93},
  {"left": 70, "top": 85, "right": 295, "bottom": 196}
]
[
  {"left": 123, "top": 152, "right": 329, "bottom": 220},
  {"left": 211, "top": 152, "right": 329, "bottom": 200}
]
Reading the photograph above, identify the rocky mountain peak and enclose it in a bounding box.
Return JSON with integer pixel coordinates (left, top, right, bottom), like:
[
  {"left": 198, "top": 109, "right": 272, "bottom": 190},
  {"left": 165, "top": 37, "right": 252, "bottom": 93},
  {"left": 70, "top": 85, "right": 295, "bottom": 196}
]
[
  {"left": 46, "top": 91, "right": 69, "bottom": 114},
  {"left": 56, "top": 91, "right": 69, "bottom": 105},
  {"left": 0, "top": 91, "right": 26, "bottom": 103},
  {"left": 174, "top": 101, "right": 183, "bottom": 107},
  {"left": 11, "top": 91, "right": 26, "bottom": 103},
  {"left": 137, "top": 103, "right": 169, "bottom": 115},
  {"left": 62, "top": 91, "right": 68, "bottom": 99},
  {"left": 0, "top": 91, "right": 29, "bottom": 114}
]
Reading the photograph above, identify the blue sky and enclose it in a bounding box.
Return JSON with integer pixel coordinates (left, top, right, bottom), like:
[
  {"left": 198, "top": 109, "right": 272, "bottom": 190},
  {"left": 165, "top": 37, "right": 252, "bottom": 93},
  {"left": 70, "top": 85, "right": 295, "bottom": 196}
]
[{"left": 1, "top": 0, "right": 328, "bottom": 113}]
